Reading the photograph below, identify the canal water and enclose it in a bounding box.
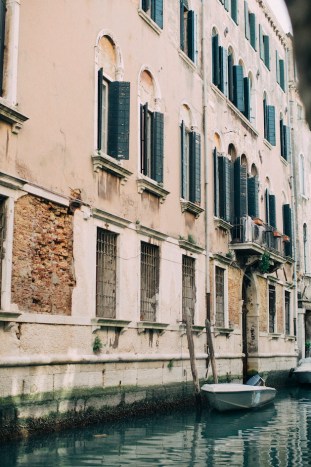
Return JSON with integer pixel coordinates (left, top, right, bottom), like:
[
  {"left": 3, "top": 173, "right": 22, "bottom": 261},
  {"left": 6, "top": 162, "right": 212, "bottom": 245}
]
[{"left": 1, "top": 387, "right": 311, "bottom": 466}]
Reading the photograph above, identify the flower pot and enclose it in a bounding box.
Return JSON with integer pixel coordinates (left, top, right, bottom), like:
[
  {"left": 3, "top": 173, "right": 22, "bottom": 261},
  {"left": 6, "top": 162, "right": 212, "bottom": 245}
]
[
  {"left": 283, "top": 235, "right": 290, "bottom": 242},
  {"left": 253, "top": 217, "right": 263, "bottom": 226},
  {"left": 273, "top": 231, "right": 282, "bottom": 238}
]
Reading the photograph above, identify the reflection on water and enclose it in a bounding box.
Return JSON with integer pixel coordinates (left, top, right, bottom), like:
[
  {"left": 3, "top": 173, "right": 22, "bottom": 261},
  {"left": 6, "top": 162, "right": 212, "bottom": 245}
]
[{"left": 1, "top": 387, "right": 311, "bottom": 466}]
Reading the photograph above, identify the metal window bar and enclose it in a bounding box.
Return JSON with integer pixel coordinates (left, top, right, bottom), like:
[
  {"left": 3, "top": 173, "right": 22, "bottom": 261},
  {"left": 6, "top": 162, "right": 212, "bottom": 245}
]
[
  {"left": 269, "top": 285, "right": 276, "bottom": 333},
  {"left": 0, "top": 198, "right": 5, "bottom": 309},
  {"left": 182, "top": 255, "right": 196, "bottom": 323},
  {"left": 96, "top": 229, "right": 117, "bottom": 318},
  {"left": 285, "top": 291, "right": 290, "bottom": 335},
  {"left": 140, "top": 242, "right": 159, "bottom": 322},
  {"left": 215, "top": 266, "right": 225, "bottom": 328}
]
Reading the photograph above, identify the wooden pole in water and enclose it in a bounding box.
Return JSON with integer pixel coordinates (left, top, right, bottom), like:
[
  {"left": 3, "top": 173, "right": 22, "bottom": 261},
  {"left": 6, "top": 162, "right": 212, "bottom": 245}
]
[
  {"left": 185, "top": 309, "right": 201, "bottom": 406},
  {"left": 205, "top": 319, "right": 218, "bottom": 383}
]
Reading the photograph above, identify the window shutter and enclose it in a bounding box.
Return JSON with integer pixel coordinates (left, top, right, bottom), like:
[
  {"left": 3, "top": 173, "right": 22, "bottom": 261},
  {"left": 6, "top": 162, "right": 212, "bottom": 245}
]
[
  {"left": 224, "top": 0, "right": 230, "bottom": 11},
  {"left": 243, "top": 77, "right": 250, "bottom": 120},
  {"left": 187, "top": 10, "right": 196, "bottom": 62},
  {"left": 153, "top": 0, "right": 163, "bottom": 28},
  {"left": 180, "top": 0, "right": 185, "bottom": 51},
  {"left": 279, "top": 59, "right": 285, "bottom": 91},
  {"left": 189, "top": 132, "right": 201, "bottom": 203},
  {"left": 244, "top": 1, "right": 250, "bottom": 40},
  {"left": 142, "top": 0, "right": 150, "bottom": 12},
  {"left": 234, "top": 157, "right": 248, "bottom": 221},
  {"left": 267, "top": 105, "right": 276, "bottom": 146},
  {"left": 280, "top": 118, "right": 284, "bottom": 158},
  {"left": 0, "top": 0, "right": 5, "bottom": 96},
  {"left": 152, "top": 112, "right": 164, "bottom": 183},
  {"left": 247, "top": 176, "right": 259, "bottom": 218},
  {"left": 268, "top": 194, "right": 276, "bottom": 228},
  {"left": 249, "top": 13, "right": 256, "bottom": 49},
  {"left": 259, "top": 25, "right": 264, "bottom": 60},
  {"left": 212, "top": 34, "right": 220, "bottom": 86},
  {"left": 181, "top": 121, "right": 187, "bottom": 199},
  {"left": 228, "top": 53, "right": 234, "bottom": 102},
  {"left": 140, "top": 104, "right": 147, "bottom": 174},
  {"left": 231, "top": 0, "right": 238, "bottom": 24},
  {"left": 214, "top": 148, "right": 220, "bottom": 217},
  {"left": 283, "top": 204, "right": 292, "bottom": 256},
  {"left": 285, "top": 125, "right": 291, "bottom": 161},
  {"left": 233, "top": 65, "right": 245, "bottom": 113},
  {"left": 97, "top": 68, "right": 104, "bottom": 151},
  {"left": 276, "top": 50, "right": 280, "bottom": 83},
  {"left": 263, "top": 35, "right": 270, "bottom": 69},
  {"left": 263, "top": 97, "right": 268, "bottom": 140},
  {"left": 107, "top": 81, "right": 130, "bottom": 159},
  {"left": 219, "top": 156, "right": 232, "bottom": 222},
  {"left": 219, "top": 47, "right": 228, "bottom": 97}
]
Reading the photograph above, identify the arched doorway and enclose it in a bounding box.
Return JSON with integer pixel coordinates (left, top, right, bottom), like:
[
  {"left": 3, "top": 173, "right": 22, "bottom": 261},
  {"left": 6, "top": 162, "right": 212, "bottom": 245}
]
[{"left": 242, "top": 271, "right": 259, "bottom": 382}]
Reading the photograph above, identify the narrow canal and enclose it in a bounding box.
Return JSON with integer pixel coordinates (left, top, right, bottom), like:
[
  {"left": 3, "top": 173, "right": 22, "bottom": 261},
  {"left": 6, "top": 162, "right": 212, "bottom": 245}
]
[{"left": 1, "top": 387, "right": 311, "bottom": 466}]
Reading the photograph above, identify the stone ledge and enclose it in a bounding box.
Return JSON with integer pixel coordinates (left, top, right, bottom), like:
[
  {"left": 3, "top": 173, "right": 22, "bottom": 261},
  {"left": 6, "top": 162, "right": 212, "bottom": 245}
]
[
  {"left": 180, "top": 200, "right": 204, "bottom": 218},
  {"left": 178, "top": 238, "right": 205, "bottom": 254},
  {"left": 138, "top": 8, "right": 162, "bottom": 35},
  {"left": 92, "top": 152, "right": 132, "bottom": 184},
  {"left": 137, "top": 177, "right": 169, "bottom": 203},
  {"left": 0, "top": 99, "right": 28, "bottom": 134}
]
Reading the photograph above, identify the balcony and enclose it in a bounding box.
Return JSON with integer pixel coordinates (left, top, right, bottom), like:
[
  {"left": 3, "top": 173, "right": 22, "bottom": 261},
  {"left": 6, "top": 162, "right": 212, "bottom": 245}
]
[{"left": 230, "top": 217, "right": 291, "bottom": 272}]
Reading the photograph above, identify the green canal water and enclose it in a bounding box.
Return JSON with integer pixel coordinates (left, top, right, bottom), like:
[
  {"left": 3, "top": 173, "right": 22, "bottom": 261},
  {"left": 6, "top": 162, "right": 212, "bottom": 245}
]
[{"left": 1, "top": 387, "right": 311, "bottom": 466}]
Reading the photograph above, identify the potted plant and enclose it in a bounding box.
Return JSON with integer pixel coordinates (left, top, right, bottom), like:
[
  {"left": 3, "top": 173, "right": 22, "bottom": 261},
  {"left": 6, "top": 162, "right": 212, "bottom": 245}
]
[
  {"left": 253, "top": 217, "right": 263, "bottom": 226},
  {"left": 283, "top": 235, "right": 290, "bottom": 242},
  {"left": 273, "top": 231, "right": 282, "bottom": 238}
]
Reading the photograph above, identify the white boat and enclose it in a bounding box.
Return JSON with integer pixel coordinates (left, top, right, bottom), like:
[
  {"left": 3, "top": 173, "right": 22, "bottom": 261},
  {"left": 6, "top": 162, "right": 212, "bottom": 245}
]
[
  {"left": 293, "top": 358, "right": 311, "bottom": 384},
  {"left": 201, "top": 383, "right": 277, "bottom": 412}
]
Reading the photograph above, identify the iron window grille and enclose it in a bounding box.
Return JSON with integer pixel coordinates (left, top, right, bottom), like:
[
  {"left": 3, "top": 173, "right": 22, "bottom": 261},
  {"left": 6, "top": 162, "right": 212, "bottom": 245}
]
[
  {"left": 269, "top": 284, "right": 276, "bottom": 333},
  {"left": 96, "top": 228, "right": 117, "bottom": 318},
  {"left": 140, "top": 242, "right": 159, "bottom": 322},
  {"left": 182, "top": 255, "right": 196, "bottom": 323}
]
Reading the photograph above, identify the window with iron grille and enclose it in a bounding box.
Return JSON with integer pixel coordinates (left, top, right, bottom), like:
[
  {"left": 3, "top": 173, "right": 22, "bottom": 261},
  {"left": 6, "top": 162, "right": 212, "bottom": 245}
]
[
  {"left": 96, "top": 229, "right": 117, "bottom": 318},
  {"left": 285, "top": 291, "right": 291, "bottom": 335},
  {"left": 0, "top": 197, "right": 5, "bottom": 308},
  {"left": 182, "top": 255, "right": 195, "bottom": 323},
  {"left": 215, "top": 266, "right": 225, "bottom": 327},
  {"left": 269, "top": 284, "right": 276, "bottom": 333},
  {"left": 140, "top": 242, "right": 159, "bottom": 322}
]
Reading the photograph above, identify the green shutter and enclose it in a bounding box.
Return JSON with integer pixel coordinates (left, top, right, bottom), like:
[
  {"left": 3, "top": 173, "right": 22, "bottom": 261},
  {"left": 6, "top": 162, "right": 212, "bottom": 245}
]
[
  {"left": 181, "top": 121, "right": 187, "bottom": 198},
  {"left": 152, "top": 112, "right": 164, "bottom": 183},
  {"left": 231, "top": 0, "right": 238, "bottom": 24},
  {"left": 279, "top": 59, "right": 285, "bottom": 91},
  {"left": 219, "top": 47, "right": 228, "bottom": 96},
  {"left": 97, "top": 68, "right": 103, "bottom": 151},
  {"left": 212, "top": 34, "right": 220, "bottom": 86},
  {"left": 214, "top": 148, "right": 220, "bottom": 217},
  {"left": 234, "top": 157, "right": 248, "bottom": 221},
  {"left": 228, "top": 53, "right": 234, "bottom": 102},
  {"left": 187, "top": 10, "right": 195, "bottom": 62},
  {"left": 283, "top": 204, "right": 292, "bottom": 256},
  {"left": 107, "top": 81, "right": 130, "bottom": 159},
  {"left": 244, "top": 1, "right": 250, "bottom": 40},
  {"left": 285, "top": 125, "right": 291, "bottom": 161},
  {"left": 224, "top": 0, "right": 230, "bottom": 11},
  {"left": 189, "top": 132, "right": 201, "bottom": 203},
  {"left": 263, "top": 97, "right": 268, "bottom": 140},
  {"left": 180, "top": 0, "right": 184, "bottom": 51},
  {"left": 247, "top": 176, "right": 259, "bottom": 218},
  {"left": 280, "top": 118, "right": 284, "bottom": 158},
  {"left": 276, "top": 50, "right": 280, "bottom": 83},
  {"left": 267, "top": 105, "right": 276, "bottom": 146},
  {"left": 259, "top": 24, "right": 264, "bottom": 60},
  {"left": 269, "top": 194, "right": 276, "bottom": 228},
  {"left": 0, "top": 0, "right": 5, "bottom": 95},
  {"left": 233, "top": 65, "right": 245, "bottom": 113},
  {"left": 243, "top": 77, "right": 250, "bottom": 120},
  {"left": 219, "top": 156, "right": 232, "bottom": 222},
  {"left": 153, "top": 0, "right": 163, "bottom": 28},
  {"left": 249, "top": 13, "right": 256, "bottom": 49},
  {"left": 263, "top": 34, "right": 270, "bottom": 69},
  {"left": 142, "top": 0, "right": 150, "bottom": 12},
  {"left": 140, "top": 104, "right": 147, "bottom": 174}
]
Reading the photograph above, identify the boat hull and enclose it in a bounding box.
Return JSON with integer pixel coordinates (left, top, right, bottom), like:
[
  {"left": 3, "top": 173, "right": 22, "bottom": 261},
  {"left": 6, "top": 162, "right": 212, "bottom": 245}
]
[
  {"left": 201, "top": 383, "right": 277, "bottom": 412},
  {"left": 293, "top": 359, "right": 311, "bottom": 385}
]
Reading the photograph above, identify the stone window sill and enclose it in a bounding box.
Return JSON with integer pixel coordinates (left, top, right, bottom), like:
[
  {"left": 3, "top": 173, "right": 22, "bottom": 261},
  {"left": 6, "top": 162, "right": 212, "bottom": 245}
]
[
  {"left": 214, "top": 327, "right": 234, "bottom": 337},
  {"left": 269, "top": 333, "right": 282, "bottom": 340},
  {"left": 180, "top": 200, "right": 204, "bottom": 218},
  {"left": 138, "top": 8, "right": 162, "bottom": 35},
  {"left": 178, "top": 49, "right": 197, "bottom": 71},
  {"left": 92, "top": 152, "right": 132, "bottom": 184},
  {"left": 137, "top": 176, "right": 169, "bottom": 203},
  {"left": 263, "top": 139, "right": 273, "bottom": 150},
  {"left": 178, "top": 238, "right": 205, "bottom": 254},
  {"left": 137, "top": 321, "right": 169, "bottom": 335},
  {"left": 285, "top": 335, "right": 296, "bottom": 341},
  {"left": 280, "top": 155, "right": 289, "bottom": 166},
  {"left": 214, "top": 216, "right": 232, "bottom": 231},
  {"left": 0, "top": 99, "right": 28, "bottom": 134},
  {"left": 179, "top": 324, "right": 205, "bottom": 336},
  {"left": 91, "top": 318, "right": 131, "bottom": 333}
]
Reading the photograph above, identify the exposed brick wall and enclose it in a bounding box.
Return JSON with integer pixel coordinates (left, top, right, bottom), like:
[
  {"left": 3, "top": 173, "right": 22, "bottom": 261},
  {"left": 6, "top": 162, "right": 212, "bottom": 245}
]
[
  {"left": 257, "top": 276, "right": 268, "bottom": 333},
  {"left": 228, "top": 266, "right": 242, "bottom": 326},
  {"left": 11, "top": 195, "right": 75, "bottom": 314}
]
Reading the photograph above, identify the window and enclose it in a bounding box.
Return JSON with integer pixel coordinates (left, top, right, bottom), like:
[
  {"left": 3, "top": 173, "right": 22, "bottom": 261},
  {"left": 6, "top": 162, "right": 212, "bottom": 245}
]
[
  {"left": 140, "top": 242, "right": 159, "bottom": 322},
  {"left": 244, "top": 1, "right": 256, "bottom": 50},
  {"left": 265, "top": 189, "right": 276, "bottom": 228},
  {"left": 181, "top": 121, "right": 201, "bottom": 203},
  {"left": 182, "top": 255, "right": 196, "bottom": 322},
  {"left": 285, "top": 291, "right": 291, "bottom": 335},
  {"left": 247, "top": 175, "right": 259, "bottom": 218},
  {"left": 215, "top": 266, "right": 225, "bottom": 328},
  {"left": 180, "top": 0, "right": 196, "bottom": 62},
  {"left": 97, "top": 69, "right": 130, "bottom": 159},
  {"left": 219, "top": 0, "right": 239, "bottom": 23},
  {"left": 280, "top": 117, "right": 290, "bottom": 160},
  {"left": 212, "top": 31, "right": 228, "bottom": 97},
  {"left": 213, "top": 149, "right": 232, "bottom": 223},
  {"left": 276, "top": 50, "right": 285, "bottom": 91},
  {"left": 0, "top": 0, "right": 5, "bottom": 96},
  {"left": 96, "top": 229, "right": 118, "bottom": 318},
  {"left": 259, "top": 25, "right": 270, "bottom": 69},
  {"left": 283, "top": 204, "right": 292, "bottom": 257},
  {"left": 141, "top": 0, "right": 163, "bottom": 28},
  {"left": 303, "top": 223, "right": 309, "bottom": 273},
  {"left": 140, "top": 103, "right": 164, "bottom": 182},
  {"left": 263, "top": 94, "right": 276, "bottom": 145},
  {"left": 268, "top": 284, "right": 276, "bottom": 333}
]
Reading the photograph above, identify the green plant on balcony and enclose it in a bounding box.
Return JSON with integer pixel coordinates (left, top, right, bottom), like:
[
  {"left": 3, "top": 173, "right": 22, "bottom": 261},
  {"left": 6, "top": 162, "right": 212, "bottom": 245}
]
[
  {"left": 306, "top": 340, "right": 311, "bottom": 356},
  {"left": 93, "top": 335, "right": 102, "bottom": 354},
  {"left": 259, "top": 252, "right": 270, "bottom": 274}
]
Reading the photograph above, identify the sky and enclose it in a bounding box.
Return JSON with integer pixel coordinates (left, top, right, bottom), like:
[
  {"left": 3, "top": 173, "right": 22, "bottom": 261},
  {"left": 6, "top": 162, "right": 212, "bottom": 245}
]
[{"left": 266, "top": 0, "right": 292, "bottom": 33}]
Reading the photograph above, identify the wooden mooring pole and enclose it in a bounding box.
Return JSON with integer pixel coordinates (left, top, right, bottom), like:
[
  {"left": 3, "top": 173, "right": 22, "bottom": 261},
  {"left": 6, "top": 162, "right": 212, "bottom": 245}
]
[
  {"left": 185, "top": 309, "right": 201, "bottom": 407},
  {"left": 205, "top": 319, "right": 218, "bottom": 384}
]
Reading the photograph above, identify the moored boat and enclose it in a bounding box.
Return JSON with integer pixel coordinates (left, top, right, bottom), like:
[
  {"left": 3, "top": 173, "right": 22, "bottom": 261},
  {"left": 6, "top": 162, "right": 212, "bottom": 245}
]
[
  {"left": 293, "top": 358, "right": 311, "bottom": 384},
  {"left": 201, "top": 383, "right": 277, "bottom": 412}
]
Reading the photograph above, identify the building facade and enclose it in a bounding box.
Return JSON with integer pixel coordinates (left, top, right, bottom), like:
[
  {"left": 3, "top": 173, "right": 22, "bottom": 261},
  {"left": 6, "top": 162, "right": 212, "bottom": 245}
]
[{"left": 0, "top": 0, "right": 306, "bottom": 433}]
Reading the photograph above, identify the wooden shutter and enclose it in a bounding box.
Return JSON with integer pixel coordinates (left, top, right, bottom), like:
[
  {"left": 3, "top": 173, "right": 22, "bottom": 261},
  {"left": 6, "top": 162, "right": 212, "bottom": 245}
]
[
  {"left": 107, "top": 81, "right": 130, "bottom": 159},
  {"left": 189, "top": 132, "right": 201, "bottom": 203},
  {"left": 285, "top": 125, "right": 291, "bottom": 161},
  {"left": 228, "top": 53, "right": 234, "bottom": 102},
  {"left": 243, "top": 77, "right": 250, "bottom": 120},
  {"left": 0, "top": 0, "right": 5, "bottom": 96},
  {"left": 267, "top": 105, "right": 276, "bottom": 146},
  {"left": 219, "top": 47, "right": 228, "bottom": 97},
  {"left": 263, "top": 97, "right": 268, "bottom": 140},
  {"left": 140, "top": 104, "right": 147, "bottom": 174},
  {"left": 219, "top": 156, "right": 231, "bottom": 222},
  {"left": 244, "top": 1, "right": 250, "bottom": 40},
  {"left": 187, "top": 10, "right": 196, "bottom": 62},
  {"left": 283, "top": 204, "right": 292, "bottom": 256},
  {"left": 279, "top": 59, "right": 285, "bottom": 91},
  {"left": 224, "top": 0, "right": 230, "bottom": 11},
  {"left": 259, "top": 25, "right": 264, "bottom": 60},
  {"left": 234, "top": 158, "right": 248, "bottom": 221},
  {"left": 212, "top": 34, "right": 220, "bottom": 86},
  {"left": 247, "top": 176, "right": 259, "bottom": 218},
  {"left": 231, "top": 0, "right": 238, "bottom": 24},
  {"left": 268, "top": 194, "right": 276, "bottom": 228},
  {"left": 97, "top": 68, "right": 104, "bottom": 151},
  {"left": 152, "top": 112, "right": 164, "bottom": 183},
  {"left": 249, "top": 13, "right": 256, "bottom": 49},
  {"left": 276, "top": 50, "right": 280, "bottom": 83},
  {"left": 233, "top": 65, "right": 245, "bottom": 113},
  {"left": 180, "top": 0, "right": 185, "bottom": 51},
  {"left": 153, "top": 0, "right": 163, "bottom": 28},
  {"left": 142, "top": 0, "right": 150, "bottom": 12},
  {"left": 280, "top": 118, "right": 284, "bottom": 158},
  {"left": 181, "top": 121, "right": 187, "bottom": 199},
  {"left": 214, "top": 148, "right": 220, "bottom": 217},
  {"left": 263, "top": 34, "right": 270, "bottom": 69}
]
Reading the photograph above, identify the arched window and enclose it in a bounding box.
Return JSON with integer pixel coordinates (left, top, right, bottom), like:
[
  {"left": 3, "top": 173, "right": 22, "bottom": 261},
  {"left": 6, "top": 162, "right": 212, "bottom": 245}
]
[
  {"left": 263, "top": 92, "right": 276, "bottom": 146},
  {"left": 280, "top": 113, "right": 290, "bottom": 161},
  {"left": 248, "top": 163, "right": 259, "bottom": 218},
  {"left": 265, "top": 178, "right": 276, "bottom": 228}
]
